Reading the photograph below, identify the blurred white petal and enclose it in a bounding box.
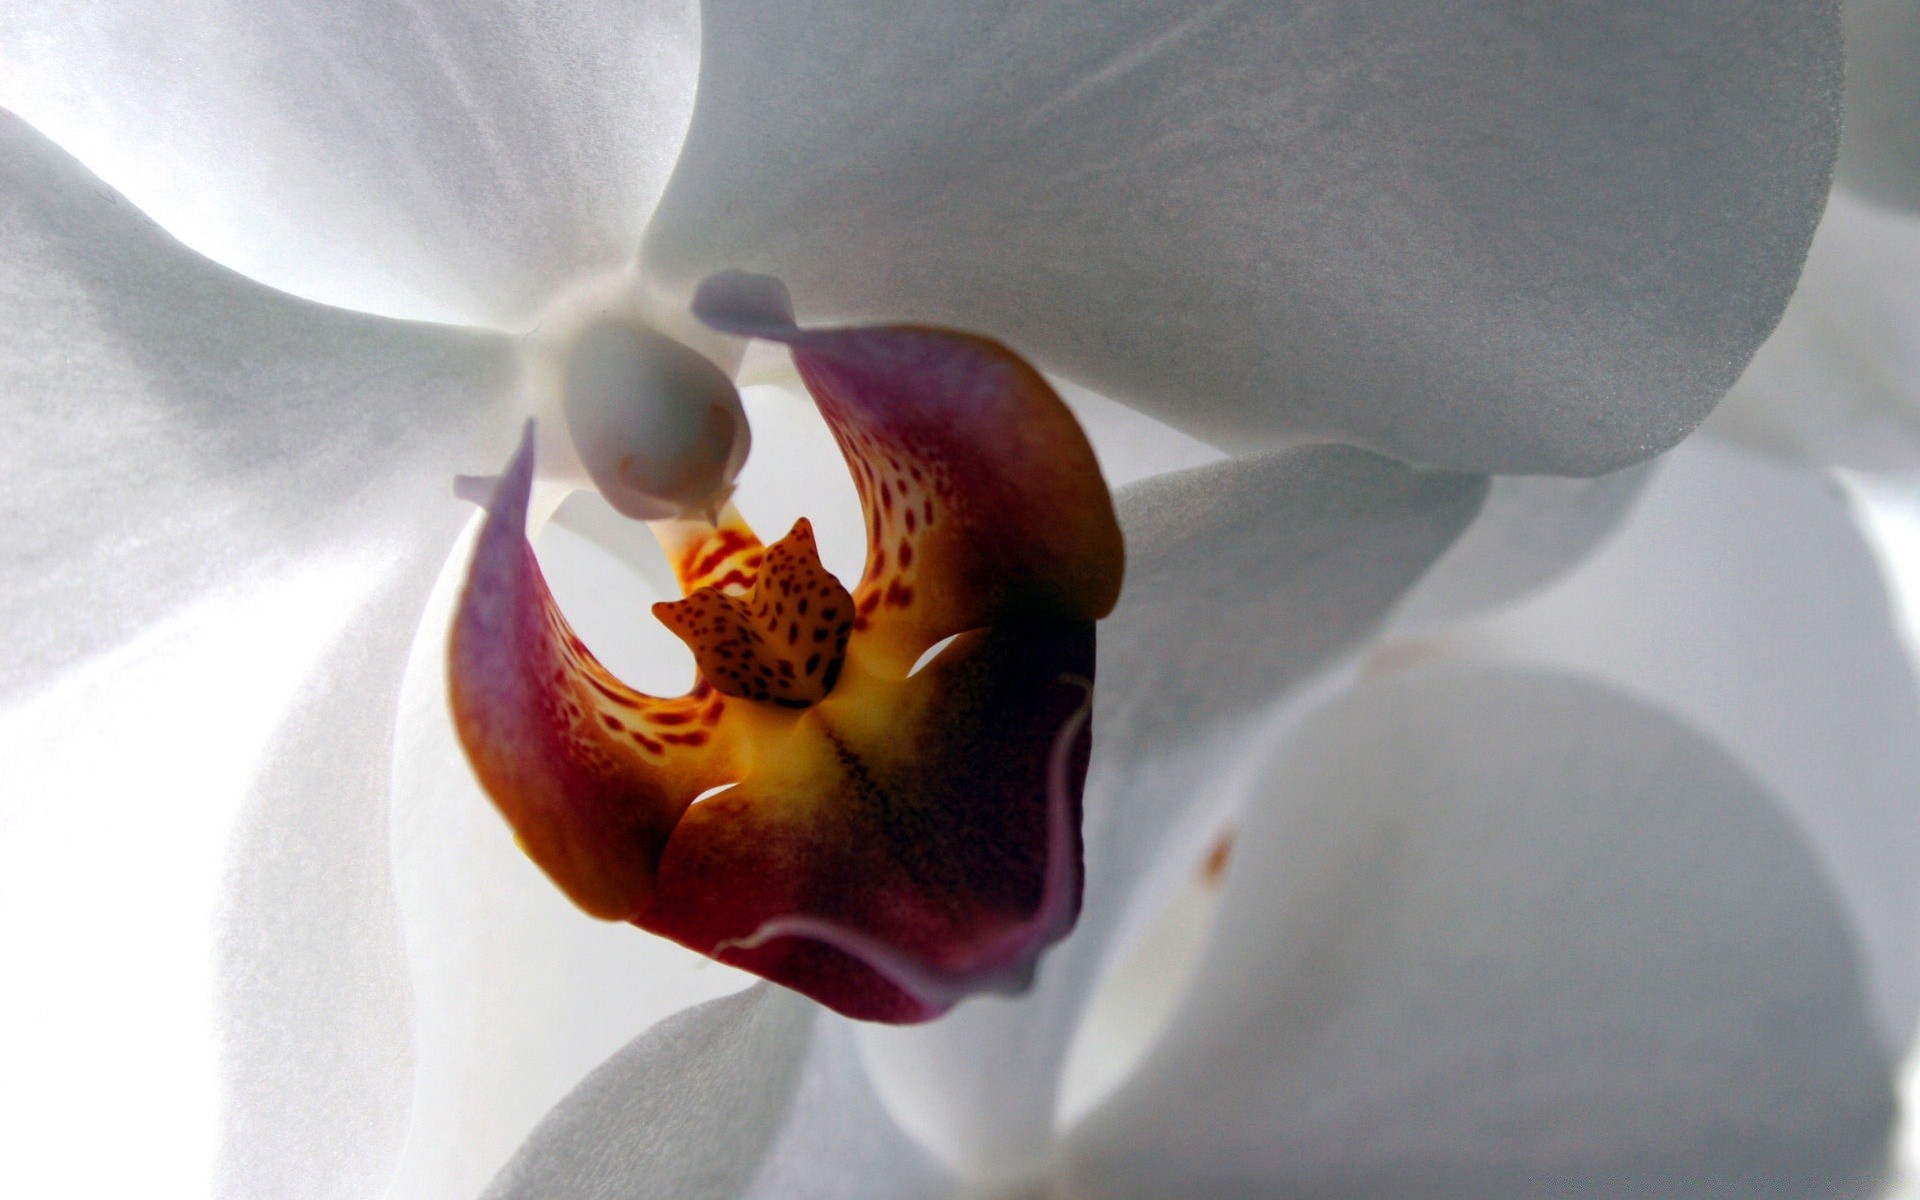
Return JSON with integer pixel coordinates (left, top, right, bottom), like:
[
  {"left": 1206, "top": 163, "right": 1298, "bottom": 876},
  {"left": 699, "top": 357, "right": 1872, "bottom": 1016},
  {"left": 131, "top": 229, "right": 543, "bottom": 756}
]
[
  {"left": 644, "top": 2, "right": 1838, "bottom": 475},
  {"left": 1, "top": 0, "right": 699, "bottom": 325},
  {"left": 1446, "top": 442, "right": 1920, "bottom": 1050},
  {"left": 1837, "top": 0, "right": 1920, "bottom": 211},
  {"left": 0, "top": 111, "right": 519, "bottom": 704},
  {"left": 1052, "top": 378, "right": 1228, "bottom": 489},
  {"left": 736, "top": 1009, "right": 954, "bottom": 1200},
  {"left": 1067, "top": 666, "right": 1893, "bottom": 1198},
  {"left": 485, "top": 985, "right": 952, "bottom": 1200},
  {"left": 1390, "top": 464, "right": 1654, "bottom": 629},
  {"left": 1705, "top": 191, "right": 1920, "bottom": 472},
  {"left": 858, "top": 447, "right": 1486, "bottom": 1176}
]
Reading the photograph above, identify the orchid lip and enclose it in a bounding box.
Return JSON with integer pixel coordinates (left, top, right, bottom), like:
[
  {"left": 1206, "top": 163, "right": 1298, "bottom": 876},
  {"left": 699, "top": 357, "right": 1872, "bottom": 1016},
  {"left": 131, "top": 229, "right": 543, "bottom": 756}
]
[
  {"left": 450, "top": 276, "right": 1122, "bottom": 1022},
  {"left": 712, "top": 676, "right": 1089, "bottom": 1009}
]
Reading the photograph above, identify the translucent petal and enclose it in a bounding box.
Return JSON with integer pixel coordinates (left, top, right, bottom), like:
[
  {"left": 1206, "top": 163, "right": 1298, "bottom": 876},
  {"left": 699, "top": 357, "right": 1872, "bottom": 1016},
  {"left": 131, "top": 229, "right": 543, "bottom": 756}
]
[
  {"left": 384, "top": 525, "right": 755, "bottom": 1200},
  {"left": 0, "top": 111, "right": 519, "bottom": 704},
  {"left": 0, "top": 553, "right": 407, "bottom": 1197},
  {"left": 1, "top": 0, "right": 699, "bottom": 326},
  {"left": 1390, "top": 464, "right": 1654, "bottom": 629},
  {"left": 644, "top": 2, "right": 1839, "bottom": 474},
  {"left": 1066, "top": 667, "right": 1893, "bottom": 1198},
  {"left": 1704, "top": 190, "right": 1920, "bottom": 472},
  {"left": 215, "top": 543, "right": 456, "bottom": 1200},
  {"left": 1837, "top": 0, "right": 1920, "bottom": 211},
  {"left": 484, "top": 986, "right": 953, "bottom": 1200},
  {"left": 858, "top": 448, "right": 1486, "bottom": 1173},
  {"left": 1448, "top": 441, "right": 1920, "bottom": 1050}
]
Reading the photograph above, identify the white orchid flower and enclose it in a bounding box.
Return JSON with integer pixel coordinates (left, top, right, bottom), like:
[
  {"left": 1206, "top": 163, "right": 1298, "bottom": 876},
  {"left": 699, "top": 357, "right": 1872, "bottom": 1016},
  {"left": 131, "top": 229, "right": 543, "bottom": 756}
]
[{"left": 2, "top": 2, "right": 1909, "bottom": 1199}]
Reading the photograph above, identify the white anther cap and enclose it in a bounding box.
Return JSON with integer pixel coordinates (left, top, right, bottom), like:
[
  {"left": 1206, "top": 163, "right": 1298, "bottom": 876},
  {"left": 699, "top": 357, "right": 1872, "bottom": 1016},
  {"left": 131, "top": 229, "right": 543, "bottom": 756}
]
[{"left": 561, "top": 319, "right": 751, "bottom": 521}]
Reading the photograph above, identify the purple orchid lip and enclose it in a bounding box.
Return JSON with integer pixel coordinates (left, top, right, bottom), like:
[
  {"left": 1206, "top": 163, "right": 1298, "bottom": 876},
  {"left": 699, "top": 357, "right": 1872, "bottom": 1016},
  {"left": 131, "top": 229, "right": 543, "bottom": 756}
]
[{"left": 449, "top": 276, "right": 1123, "bottom": 1022}]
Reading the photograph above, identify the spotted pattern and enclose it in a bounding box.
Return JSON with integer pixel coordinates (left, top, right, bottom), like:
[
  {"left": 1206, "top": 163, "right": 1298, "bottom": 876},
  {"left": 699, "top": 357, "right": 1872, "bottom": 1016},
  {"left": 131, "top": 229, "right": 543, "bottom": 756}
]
[
  {"left": 529, "top": 576, "right": 726, "bottom": 762},
  {"left": 834, "top": 423, "right": 942, "bottom": 636},
  {"left": 653, "top": 518, "right": 854, "bottom": 707},
  {"left": 451, "top": 304, "right": 1125, "bottom": 1024},
  {"left": 786, "top": 325, "right": 1124, "bottom": 677},
  {"left": 450, "top": 430, "right": 738, "bottom": 920}
]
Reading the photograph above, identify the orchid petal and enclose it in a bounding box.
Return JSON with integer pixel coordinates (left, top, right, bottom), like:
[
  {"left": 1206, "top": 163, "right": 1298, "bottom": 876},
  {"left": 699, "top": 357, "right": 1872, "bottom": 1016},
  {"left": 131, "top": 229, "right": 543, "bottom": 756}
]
[
  {"left": 1837, "top": 0, "right": 1920, "bottom": 211},
  {"left": 1444, "top": 441, "right": 1920, "bottom": 1050},
  {"left": 645, "top": 3, "right": 1838, "bottom": 475},
  {"left": 1390, "top": 463, "right": 1655, "bottom": 629},
  {"left": 215, "top": 545, "right": 454, "bottom": 1200},
  {"left": 390, "top": 525, "right": 754, "bottom": 1200},
  {"left": 0, "top": 551, "right": 410, "bottom": 1196},
  {"left": 0, "top": 0, "right": 698, "bottom": 326},
  {"left": 858, "top": 448, "right": 1485, "bottom": 1172},
  {"left": 1704, "top": 190, "right": 1920, "bottom": 472},
  {"left": 0, "top": 111, "right": 518, "bottom": 705},
  {"left": 694, "top": 272, "right": 1125, "bottom": 666},
  {"left": 451, "top": 298, "right": 1123, "bottom": 1022},
  {"left": 485, "top": 985, "right": 953, "bottom": 1200},
  {"left": 1050, "top": 377, "right": 1228, "bottom": 489},
  {"left": 1066, "top": 666, "right": 1893, "bottom": 1198}
]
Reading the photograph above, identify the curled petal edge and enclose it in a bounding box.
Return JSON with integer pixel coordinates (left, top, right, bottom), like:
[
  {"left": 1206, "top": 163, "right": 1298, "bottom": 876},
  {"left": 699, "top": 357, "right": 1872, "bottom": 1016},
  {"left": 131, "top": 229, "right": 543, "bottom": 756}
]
[{"left": 715, "top": 677, "right": 1088, "bottom": 1010}]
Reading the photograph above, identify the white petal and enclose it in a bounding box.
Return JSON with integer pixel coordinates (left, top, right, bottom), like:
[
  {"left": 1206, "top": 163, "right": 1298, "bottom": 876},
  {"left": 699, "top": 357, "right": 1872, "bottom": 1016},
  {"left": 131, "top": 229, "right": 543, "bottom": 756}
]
[
  {"left": 1390, "top": 464, "right": 1654, "bottom": 629},
  {"left": 484, "top": 986, "right": 953, "bottom": 1200},
  {"left": 857, "top": 448, "right": 1486, "bottom": 1176},
  {"left": 1052, "top": 377, "right": 1228, "bottom": 490},
  {"left": 0, "top": 111, "right": 519, "bottom": 704},
  {"left": 1066, "top": 666, "right": 1894, "bottom": 1198},
  {"left": 1, "top": 0, "right": 699, "bottom": 326},
  {"left": 1445, "top": 441, "right": 1920, "bottom": 1050},
  {"left": 1837, "top": 0, "right": 1920, "bottom": 210},
  {"left": 381, "top": 526, "right": 754, "bottom": 1200},
  {"left": 1704, "top": 190, "right": 1920, "bottom": 471},
  {"left": 0, "top": 551, "right": 409, "bottom": 1197},
  {"left": 643, "top": 3, "right": 1839, "bottom": 475},
  {"left": 215, "top": 540, "right": 456, "bottom": 1200},
  {"left": 740, "top": 1012, "right": 955, "bottom": 1200}
]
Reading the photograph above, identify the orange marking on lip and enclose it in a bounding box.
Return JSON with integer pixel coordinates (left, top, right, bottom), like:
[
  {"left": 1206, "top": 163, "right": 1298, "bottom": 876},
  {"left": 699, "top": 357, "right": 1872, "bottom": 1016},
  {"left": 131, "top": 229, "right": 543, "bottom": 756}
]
[
  {"left": 654, "top": 519, "right": 855, "bottom": 708},
  {"left": 451, "top": 303, "right": 1124, "bottom": 1023},
  {"left": 586, "top": 676, "right": 643, "bottom": 708}
]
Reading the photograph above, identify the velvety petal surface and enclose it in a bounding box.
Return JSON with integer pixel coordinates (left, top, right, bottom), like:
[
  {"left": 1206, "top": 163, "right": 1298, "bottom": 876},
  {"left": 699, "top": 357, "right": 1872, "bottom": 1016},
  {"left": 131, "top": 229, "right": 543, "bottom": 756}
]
[
  {"left": 1446, "top": 442, "right": 1920, "bottom": 1049},
  {"left": 484, "top": 985, "right": 952, "bottom": 1199},
  {"left": 0, "top": 110, "right": 519, "bottom": 704},
  {"left": 1703, "top": 190, "right": 1920, "bottom": 472},
  {"left": 1837, "top": 0, "right": 1920, "bottom": 211},
  {"left": 644, "top": 2, "right": 1838, "bottom": 474},
  {"left": 858, "top": 449, "right": 1486, "bottom": 1174},
  {"left": 1066, "top": 666, "right": 1893, "bottom": 1199},
  {"left": 1, "top": 0, "right": 698, "bottom": 326}
]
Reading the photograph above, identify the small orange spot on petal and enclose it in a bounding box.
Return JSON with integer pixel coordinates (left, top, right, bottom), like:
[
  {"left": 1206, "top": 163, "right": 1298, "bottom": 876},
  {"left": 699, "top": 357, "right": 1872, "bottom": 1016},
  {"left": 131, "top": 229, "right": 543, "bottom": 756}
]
[{"left": 1201, "top": 831, "right": 1236, "bottom": 888}]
